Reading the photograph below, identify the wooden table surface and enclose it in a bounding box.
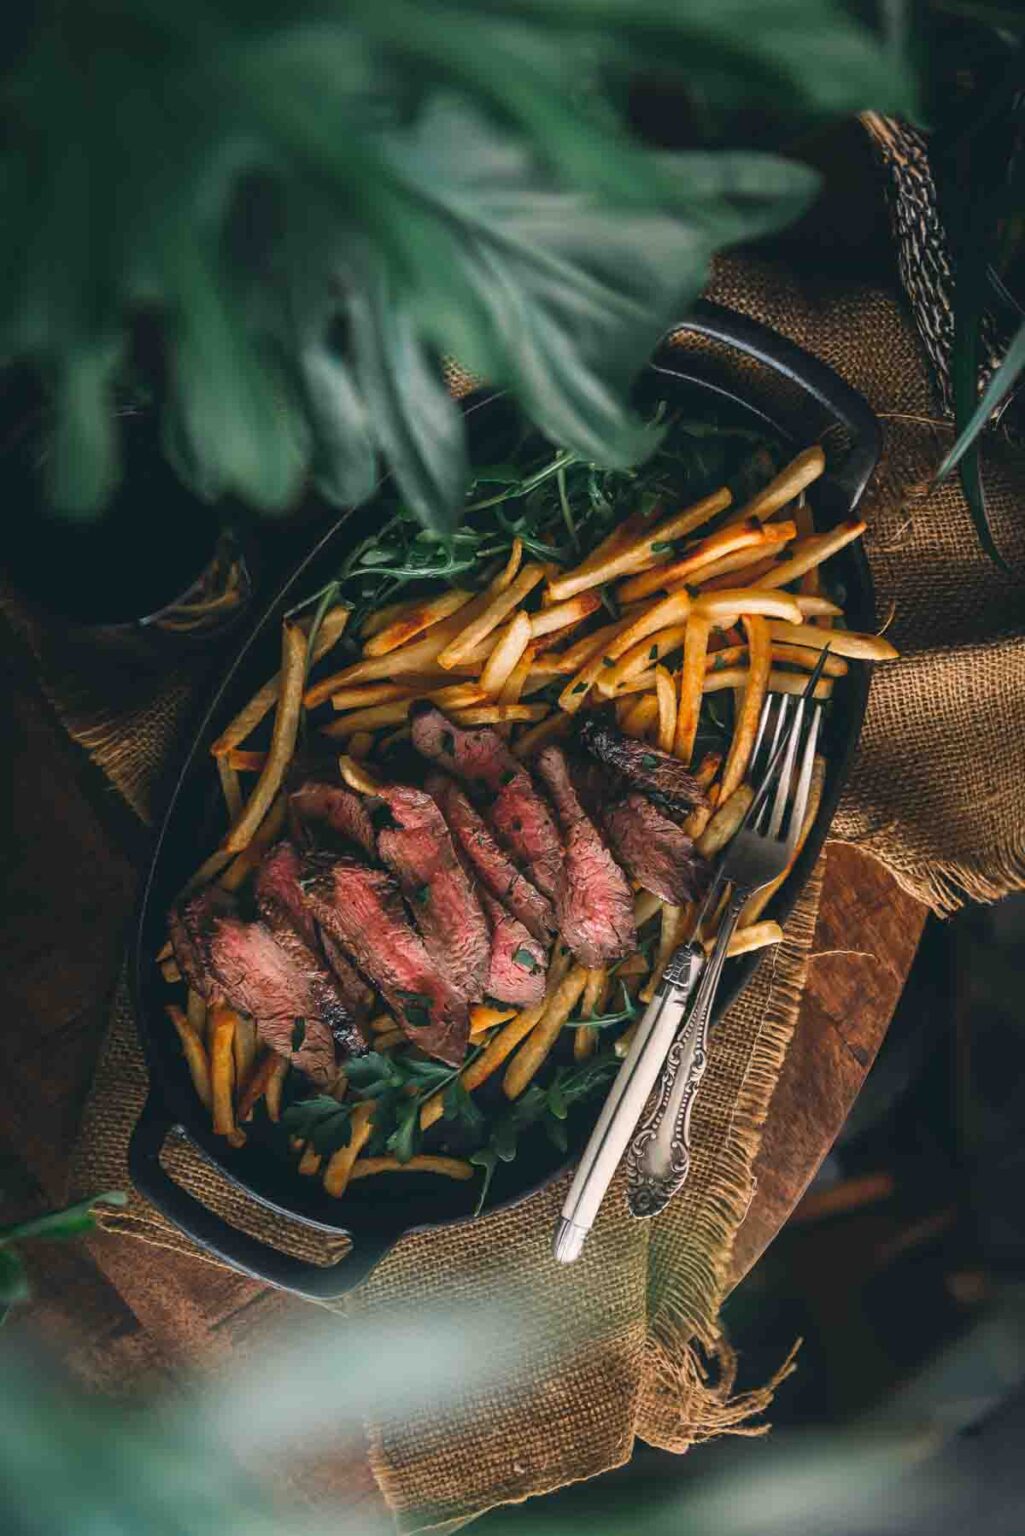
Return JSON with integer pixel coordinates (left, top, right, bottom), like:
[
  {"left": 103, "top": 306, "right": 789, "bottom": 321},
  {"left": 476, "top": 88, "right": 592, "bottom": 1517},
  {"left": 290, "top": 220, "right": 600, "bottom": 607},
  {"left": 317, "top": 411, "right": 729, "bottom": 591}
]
[{"left": 0, "top": 617, "right": 927, "bottom": 1503}]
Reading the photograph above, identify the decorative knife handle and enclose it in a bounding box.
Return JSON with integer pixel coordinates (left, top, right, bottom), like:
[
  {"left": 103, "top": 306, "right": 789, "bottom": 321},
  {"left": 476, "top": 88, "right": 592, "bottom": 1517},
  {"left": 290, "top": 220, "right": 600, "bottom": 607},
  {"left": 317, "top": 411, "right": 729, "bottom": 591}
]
[{"left": 626, "top": 890, "right": 747, "bottom": 1218}]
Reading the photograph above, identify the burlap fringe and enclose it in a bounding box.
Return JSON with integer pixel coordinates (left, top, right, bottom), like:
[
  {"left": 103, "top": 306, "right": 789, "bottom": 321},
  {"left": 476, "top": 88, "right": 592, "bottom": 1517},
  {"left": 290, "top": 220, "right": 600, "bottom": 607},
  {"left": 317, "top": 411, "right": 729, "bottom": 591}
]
[
  {"left": 889, "top": 833, "right": 1025, "bottom": 918},
  {"left": 636, "top": 864, "right": 823, "bottom": 1451}
]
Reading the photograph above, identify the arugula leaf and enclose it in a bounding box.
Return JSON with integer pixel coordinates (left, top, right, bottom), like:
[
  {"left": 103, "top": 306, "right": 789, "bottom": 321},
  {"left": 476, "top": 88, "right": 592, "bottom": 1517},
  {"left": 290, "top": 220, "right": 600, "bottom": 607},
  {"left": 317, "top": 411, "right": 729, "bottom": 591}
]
[{"left": 386, "top": 1099, "right": 422, "bottom": 1165}]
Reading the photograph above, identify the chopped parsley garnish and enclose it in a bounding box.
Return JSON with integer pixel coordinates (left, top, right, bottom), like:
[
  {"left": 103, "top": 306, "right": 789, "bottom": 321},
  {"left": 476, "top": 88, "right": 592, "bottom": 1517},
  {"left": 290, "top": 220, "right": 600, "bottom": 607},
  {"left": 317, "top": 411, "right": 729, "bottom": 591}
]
[
  {"left": 650, "top": 540, "right": 674, "bottom": 554},
  {"left": 402, "top": 1003, "right": 431, "bottom": 1032},
  {"left": 512, "top": 946, "right": 539, "bottom": 971},
  {"left": 413, "top": 883, "right": 430, "bottom": 904},
  {"left": 648, "top": 644, "right": 659, "bottom": 660},
  {"left": 640, "top": 753, "right": 658, "bottom": 769},
  {"left": 602, "top": 656, "right": 615, "bottom": 668},
  {"left": 572, "top": 682, "right": 587, "bottom": 694}
]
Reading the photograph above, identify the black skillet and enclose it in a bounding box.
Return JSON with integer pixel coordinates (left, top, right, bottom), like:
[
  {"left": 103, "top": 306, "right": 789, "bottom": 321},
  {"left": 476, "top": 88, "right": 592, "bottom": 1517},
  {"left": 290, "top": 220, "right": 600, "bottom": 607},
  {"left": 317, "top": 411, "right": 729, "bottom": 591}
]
[{"left": 128, "top": 302, "right": 881, "bottom": 1299}]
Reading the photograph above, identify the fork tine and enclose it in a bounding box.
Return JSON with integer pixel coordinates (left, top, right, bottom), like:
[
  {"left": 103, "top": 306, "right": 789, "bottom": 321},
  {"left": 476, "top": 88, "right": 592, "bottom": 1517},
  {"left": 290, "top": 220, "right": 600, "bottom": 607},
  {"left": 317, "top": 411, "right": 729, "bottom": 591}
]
[
  {"left": 766, "top": 696, "right": 805, "bottom": 840},
  {"left": 787, "top": 704, "right": 822, "bottom": 852},
  {"left": 750, "top": 691, "right": 779, "bottom": 774}
]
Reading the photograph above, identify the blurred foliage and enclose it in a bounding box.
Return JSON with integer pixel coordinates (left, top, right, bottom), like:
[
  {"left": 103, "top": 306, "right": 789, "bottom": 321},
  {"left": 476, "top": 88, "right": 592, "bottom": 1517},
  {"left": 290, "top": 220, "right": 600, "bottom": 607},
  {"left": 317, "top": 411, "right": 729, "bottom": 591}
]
[
  {"left": 0, "top": 2, "right": 911, "bottom": 529},
  {"left": 0, "top": 1193, "right": 125, "bottom": 1325}
]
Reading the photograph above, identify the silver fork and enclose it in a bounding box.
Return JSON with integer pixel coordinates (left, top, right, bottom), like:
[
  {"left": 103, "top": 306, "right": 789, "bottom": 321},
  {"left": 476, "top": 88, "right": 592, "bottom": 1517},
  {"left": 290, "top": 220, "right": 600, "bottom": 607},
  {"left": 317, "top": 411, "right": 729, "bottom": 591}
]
[
  {"left": 553, "top": 677, "right": 822, "bottom": 1263},
  {"left": 625, "top": 692, "right": 822, "bottom": 1218}
]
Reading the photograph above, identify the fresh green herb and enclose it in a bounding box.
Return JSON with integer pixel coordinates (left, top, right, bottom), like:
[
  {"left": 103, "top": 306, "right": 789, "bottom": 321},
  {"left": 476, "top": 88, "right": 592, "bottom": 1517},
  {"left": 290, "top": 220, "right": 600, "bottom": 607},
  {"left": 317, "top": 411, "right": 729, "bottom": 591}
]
[
  {"left": 512, "top": 946, "right": 539, "bottom": 971},
  {"left": 602, "top": 656, "right": 615, "bottom": 668},
  {"left": 291, "top": 1018, "right": 307, "bottom": 1052},
  {"left": 0, "top": 1192, "right": 127, "bottom": 1320},
  {"left": 648, "top": 644, "right": 659, "bottom": 660},
  {"left": 413, "top": 884, "right": 430, "bottom": 905},
  {"left": 640, "top": 753, "right": 658, "bottom": 769},
  {"left": 650, "top": 540, "right": 675, "bottom": 554},
  {"left": 572, "top": 682, "right": 588, "bottom": 694},
  {"left": 500, "top": 770, "right": 516, "bottom": 786},
  {"left": 402, "top": 1004, "right": 430, "bottom": 1032}
]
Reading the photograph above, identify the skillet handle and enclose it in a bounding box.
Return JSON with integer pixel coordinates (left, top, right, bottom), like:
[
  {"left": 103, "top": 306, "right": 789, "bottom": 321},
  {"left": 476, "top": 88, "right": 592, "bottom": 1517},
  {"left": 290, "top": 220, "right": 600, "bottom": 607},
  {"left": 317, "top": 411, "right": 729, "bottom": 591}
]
[
  {"left": 128, "top": 1095, "right": 387, "bottom": 1302},
  {"left": 675, "top": 301, "right": 882, "bottom": 510}
]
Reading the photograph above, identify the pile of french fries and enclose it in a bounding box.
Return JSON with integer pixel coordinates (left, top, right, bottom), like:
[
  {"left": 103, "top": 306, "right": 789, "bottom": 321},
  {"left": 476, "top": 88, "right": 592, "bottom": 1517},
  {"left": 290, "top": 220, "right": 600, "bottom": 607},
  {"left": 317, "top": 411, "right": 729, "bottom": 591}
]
[{"left": 159, "top": 442, "right": 897, "bottom": 1200}]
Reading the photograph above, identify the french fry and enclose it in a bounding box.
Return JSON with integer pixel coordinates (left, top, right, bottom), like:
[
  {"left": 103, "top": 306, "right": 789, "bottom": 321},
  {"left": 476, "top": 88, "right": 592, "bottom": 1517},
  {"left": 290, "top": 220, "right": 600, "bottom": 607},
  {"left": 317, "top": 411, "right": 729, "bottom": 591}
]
[
  {"left": 547, "top": 486, "right": 731, "bottom": 601},
  {"left": 156, "top": 938, "right": 173, "bottom": 963},
  {"left": 618, "top": 517, "right": 794, "bottom": 603},
  {"left": 223, "top": 749, "right": 268, "bottom": 772},
  {"left": 216, "top": 757, "right": 243, "bottom": 821},
  {"left": 237, "top": 1049, "right": 283, "bottom": 1121},
  {"left": 594, "top": 591, "right": 693, "bottom": 679},
  {"left": 223, "top": 622, "right": 306, "bottom": 853},
  {"left": 330, "top": 682, "right": 416, "bottom": 712},
  {"left": 363, "top": 589, "right": 474, "bottom": 657},
  {"left": 621, "top": 692, "right": 659, "bottom": 739},
  {"left": 264, "top": 1055, "right": 289, "bottom": 1123},
  {"left": 755, "top": 519, "right": 866, "bottom": 590},
  {"left": 374, "top": 1029, "right": 406, "bottom": 1051},
  {"left": 655, "top": 665, "right": 677, "bottom": 755},
  {"left": 598, "top": 623, "right": 688, "bottom": 696},
  {"left": 232, "top": 1014, "right": 258, "bottom": 1086},
  {"left": 528, "top": 592, "right": 602, "bottom": 640},
  {"left": 512, "top": 712, "right": 572, "bottom": 760},
  {"left": 796, "top": 595, "right": 843, "bottom": 619},
  {"left": 498, "top": 644, "right": 535, "bottom": 706},
  {"left": 495, "top": 537, "right": 524, "bottom": 590},
  {"left": 615, "top": 1021, "right": 639, "bottom": 1058},
  {"left": 765, "top": 621, "right": 898, "bottom": 662},
  {"left": 701, "top": 665, "right": 832, "bottom": 699},
  {"left": 720, "top": 446, "right": 825, "bottom": 528},
  {"left": 706, "top": 642, "right": 848, "bottom": 677},
  {"left": 719, "top": 616, "right": 771, "bottom": 804},
  {"left": 211, "top": 605, "right": 349, "bottom": 756},
  {"left": 470, "top": 1003, "right": 517, "bottom": 1035},
  {"left": 574, "top": 966, "right": 608, "bottom": 1061},
  {"left": 220, "top": 791, "right": 288, "bottom": 893},
  {"left": 348, "top": 1155, "right": 473, "bottom": 1182},
  {"left": 210, "top": 1004, "right": 245, "bottom": 1147},
  {"left": 702, "top": 920, "right": 784, "bottom": 959},
  {"left": 368, "top": 1010, "right": 396, "bottom": 1034},
  {"left": 693, "top": 549, "right": 780, "bottom": 589},
  {"left": 634, "top": 888, "right": 663, "bottom": 928},
  {"left": 558, "top": 616, "right": 640, "bottom": 713},
  {"left": 298, "top": 1144, "right": 322, "bottom": 1176},
  {"left": 361, "top": 598, "right": 412, "bottom": 639},
  {"left": 695, "top": 783, "right": 755, "bottom": 858},
  {"left": 741, "top": 755, "right": 826, "bottom": 925},
  {"left": 160, "top": 957, "right": 181, "bottom": 985},
  {"left": 180, "top": 847, "right": 235, "bottom": 896},
  {"left": 503, "top": 965, "right": 589, "bottom": 1099},
  {"left": 694, "top": 751, "right": 721, "bottom": 789},
  {"left": 639, "top": 903, "right": 692, "bottom": 1003},
  {"left": 674, "top": 613, "right": 710, "bottom": 763},
  {"left": 166, "top": 1004, "right": 212, "bottom": 1110},
  {"left": 323, "top": 1100, "right": 375, "bottom": 1197},
  {"left": 692, "top": 589, "right": 803, "bottom": 625},
  {"left": 449, "top": 703, "right": 546, "bottom": 726},
  {"left": 437, "top": 563, "right": 545, "bottom": 669},
  {"left": 544, "top": 619, "right": 624, "bottom": 675},
  {"left": 321, "top": 684, "right": 487, "bottom": 740},
  {"left": 347, "top": 730, "right": 375, "bottom": 761},
  {"left": 480, "top": 611, "right": 532, "bottom": 698},
  {"left": 186, "top": 987, "right": 208, "bottom": 1044},
  {"left": 574, "top": 1026, "right": 597, "bottom": 1061}
]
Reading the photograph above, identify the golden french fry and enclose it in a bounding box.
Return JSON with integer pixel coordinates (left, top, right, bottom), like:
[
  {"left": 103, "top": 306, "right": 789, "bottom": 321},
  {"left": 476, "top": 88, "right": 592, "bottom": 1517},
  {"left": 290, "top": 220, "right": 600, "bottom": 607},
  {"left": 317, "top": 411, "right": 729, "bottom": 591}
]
[
  {"left": 692, "top": 589, "right": 803, "bottom": 625},
  {"left": 323, "top": 1100, "right": 375, "bottom": 1197},
  {"left": 639, "top": 903, "right": 693, "bottom": 1004},
  {"left": 232, "top": 1014, "right": 258, "bottom": 1086},
  {"left": 373, "top": 1028, "right": 406, "bottom": 1051},
  {"left": 618, "top": 517, "right": 794, "bottom": 604},
  {"left": 495, "top": 537, "right": 524, "bottom": 590},
  {"left": 480, "top": 611, "right": 532, "bottom": 698},
  {"left": 347, "top": 730, "right": 375, "bottom": 761},
  {"left": 655, "top": 665, "right": 677, "bottom": 755},
  {"left": 706, "top": 642, "right": 848, "bottom": 677},
  {"left": 348, "top": 1155, "right": 473, "bottom": 1182},
  {"left": 612, "top": 669, "right": 660, "bottom": 698},
  {"left": 211, "top": 605, "right": 349, "bottom": 756},
  {"left": 512, "top": 712, "right": 572, "bottom": 760},
  {"left": 503, "top": 965, "right": 589, "bottom": 1100},
  {"left": 498, "top": 643, "right": 535, "bottom": 706},
  {"left": 755, "top": 519, "right": 866, "bottom": 590},
  {"left": 223, "top": 623, "right": 306, "bottom": 853},
  {"left": 596, "top": 590, "right": 693, "bottom": 674},
  {"left": 219, "top": 791, "right": 288, "bottom": 893},
  {"left": 580, "top": 967, "right": 608, "bottom": 1019},
  {"left": 264, "top": 1055, "right": 289, "bottom": 1123},
  {"left": 361, "top": 598, "right": 413, "bottom": 639},
  {"left": 634, "top": 888, "right": 663, "bottom": 928},
  {"left": 321, "top": 684, "right": 487, "bottom": 740},
  {"left": 720, "top": 446, "right": 826, "bottom": 528},
  {"left": 694, "top": 751, "right": 721, "bottom": 790},
  {"left": 795, "top": 595, "right": 842, "bottom": 619},
  {"left": 186, "top": 987, "right": 208, "bottom": 1045},
  {"left": 702, "top": 920, "right": 784, "bottom": 959},
  {"left": 156, "top": 938, "right": 173, "bottom": 963},
  {"left": 470, "top": 1003, "right": 517, "bottom": 1035},
  {"left": 621, "top": 692, "right": 659, "bottom": 739},
  {"left": 180, "top": 847, "right": 235, "bottom": 896},
  {"left": 216, "top": 757, "right": 243, "bottom": 821},
  {"left": 741, "top": 755, "right": 826, "bottom": 925},
  {"left": 558, "top": 615, "right": 638, "bottom": 713},
  {"left": 223, "top": 748, "right": 268, "bottom": 772},
  {"left": 368, "top": 1010, "right": 396, "bottom": 1034},
  {"left": 547, "top": 487, "right": 731, "bottom": 601},
  {"left": 574, "top": 1026, "right": 597, "bottom": 1061},
  {"left": 765, "top": 621, "right": 898, "bottom": 662},
  {"left": 166, "top": 1004, "right": 212, "bottom": 1110},
  {"left": 330, "top": 682, "right": 416, "bottom": 712},
  {"left": 674, "top": 613, "right": 710, "bottom": 764},
  {"left": 437, "top": 563, "right": 545, "bottom": 669},
  {"left": 298, "top": 1144, "right": 322, "bottom": 1176},
  {"left": 528, "top": 592, "right": 602, "bottom": 641},
  {"left": 615, "top": 1021, "right": 639, "bottom": 1058},
  {"left": 210, "top": 1004, "right": 245, "bottom": 1147},
  {"left": 337, "top": 756, "right": 382, "bottom": 797},
  {"left": 160, "top": 957, "right": 181, "bottom": 985},
  {"left": 448, "top": 703, "right": 546, "bottom": 726},
  {"left": 544, "top": 619, "right": 625, "bottom": 675},
  {"left": 598, "top": 623, "right": 688, "bottom": 696},
  {"left": 695, "top": 783, "right": 755, "bottom": 858},
  {"left": 363, "top": 589, "right": 474, "bottom": 657},
  {"left": 237, "top": 1049, "right": 283, "bottom": 1121},
  {"left": 702, "top": 666, "right": 833, "bottom": 700},
  {"left": 693, "top": 545, "right": 782, "bottom": 589},
  {"left": 719, "top": 616, "right": 771, "bottom": 804}
]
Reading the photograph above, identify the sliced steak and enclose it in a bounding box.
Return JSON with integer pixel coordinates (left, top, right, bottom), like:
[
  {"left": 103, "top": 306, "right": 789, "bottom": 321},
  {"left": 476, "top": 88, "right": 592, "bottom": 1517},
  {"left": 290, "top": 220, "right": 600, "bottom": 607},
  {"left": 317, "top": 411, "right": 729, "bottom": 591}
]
[
  {"left": 480, "top": 891, "right": 547, "bottom": 1006},
  {"left": 173, "top": 888, "right": 353, "bottom": 1085},
  {"left": 300, "top": 850, "right": 468, "bottom": 1066},
  {"left": 534, "top": 746, "right": 636, "bottom": 967},
  {"left": 426, "top": 774, "right": 556, "bottom": 943},
  {"left": 577, "top": 707, "right": 706, "bottom": 818},
  {"left": 255, "top": 841, "right": 372, "bottom": 1042},
  {"left": 365, "top": 778, "right": 489, "bottom": 1002},
  {"left": 289, "top": 779, "right": 377, "bottom": 857},
  {"left": 320, "top": 932, "right": 376, "bottom": 1020},
  {"left": 602, "top": 793, "right": 707, "bottom": 905},
  {"left": 410, "top": 703, "right": 563, "bottom": 899}
]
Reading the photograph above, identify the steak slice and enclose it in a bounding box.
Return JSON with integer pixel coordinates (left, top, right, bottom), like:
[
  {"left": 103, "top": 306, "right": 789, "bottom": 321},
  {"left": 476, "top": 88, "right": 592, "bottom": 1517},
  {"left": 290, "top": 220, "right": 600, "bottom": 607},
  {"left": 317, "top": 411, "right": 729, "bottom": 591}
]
[
  {"left": 367, "top": 778, "right": 489, "bottom": 1002},
  {"left": 480, "top": 891, "right": 547, "bottom": 1006},
  {"left": 577, "top": 707, "right": 706, "bottom": 818},
  {"left": 426, "top": 774, "right": 556, "bottom": 944},
  {"left": 300, "top": 850, "right": 468, "bottom": 1066},
  {"left": 255, "top": 842, "right": 372, "bottom": 1043},
  {"left": 602, "top": 793, "right": 707, "bottom": 906},
  {"left": 320, "top": 932, "right": 376, "bottom": 1020},
  {"left": 172, "top": 888, "right": 350, "bottom": 1086},
  {"left": 534, "top": 746, "right": 636, "bottom": 967},
  {"left": 410, "top": 703, "right": 563, "bottom": 899},
  {"left": 289, "top": 779, "right": 377, "bottom": 857}
]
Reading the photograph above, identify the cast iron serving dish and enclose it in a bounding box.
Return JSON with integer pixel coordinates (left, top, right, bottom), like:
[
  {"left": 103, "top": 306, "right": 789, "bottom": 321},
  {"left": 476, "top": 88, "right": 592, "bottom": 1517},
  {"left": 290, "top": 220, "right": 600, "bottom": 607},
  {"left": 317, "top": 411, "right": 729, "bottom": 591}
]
[{"left": 129, "top": 303, "right": 881, "bottom": 1299}]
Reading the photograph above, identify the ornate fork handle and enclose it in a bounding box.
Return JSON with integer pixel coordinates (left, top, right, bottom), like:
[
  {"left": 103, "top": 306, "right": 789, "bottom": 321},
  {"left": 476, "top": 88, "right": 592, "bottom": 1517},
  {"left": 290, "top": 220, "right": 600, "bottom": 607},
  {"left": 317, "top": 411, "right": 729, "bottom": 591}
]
[{"left": 626, "top": 887, "right": 749, "bottom": 1218}]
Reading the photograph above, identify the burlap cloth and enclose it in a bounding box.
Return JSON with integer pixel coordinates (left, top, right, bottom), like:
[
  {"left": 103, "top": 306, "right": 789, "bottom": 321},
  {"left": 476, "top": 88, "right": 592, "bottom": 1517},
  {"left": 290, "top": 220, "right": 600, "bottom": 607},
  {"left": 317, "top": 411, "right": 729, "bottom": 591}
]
[{"left": 41, "top": 250, "right": 1024, "bottom": 1527}]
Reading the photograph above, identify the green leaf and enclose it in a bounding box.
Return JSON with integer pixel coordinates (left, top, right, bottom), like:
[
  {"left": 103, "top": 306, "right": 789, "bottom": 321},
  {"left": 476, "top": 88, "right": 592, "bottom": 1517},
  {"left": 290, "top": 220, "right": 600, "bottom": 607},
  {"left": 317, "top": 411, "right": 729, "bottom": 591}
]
[
  {"left": 443, "top": 1077, "right": 486, "bottom": 1133},
  {"left": 310, "top": 1106, "right": 354, "bottom": 1156},
  {"left": 0, "top": 1249, "right": 28, "bottom": 1307},
  {"left": 1, "top": 1192, "right": 127, "bottom": 1245},
  {"left": 386, "top": 1099, "right": 421, "bottom": 1164},
  {"left": 469, "top": 1147, "right": 498, "bottom": 1214},
  {"left": 297, "top": 337, "right": 379, "bottom": 509},
  {"left": 344, "top": 1051, "right": 403, "bottom": 1093},
  {"left": 547, "top": 1079, "right": 569, "bottom": 1121}
]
